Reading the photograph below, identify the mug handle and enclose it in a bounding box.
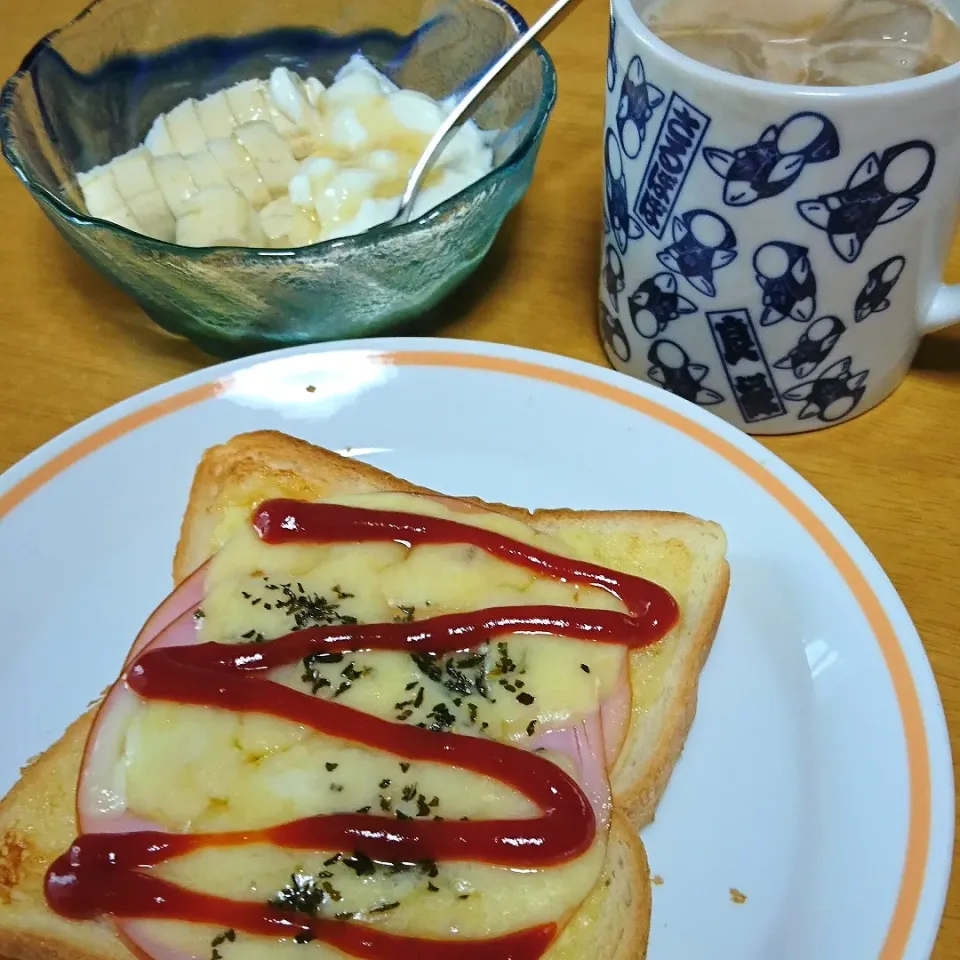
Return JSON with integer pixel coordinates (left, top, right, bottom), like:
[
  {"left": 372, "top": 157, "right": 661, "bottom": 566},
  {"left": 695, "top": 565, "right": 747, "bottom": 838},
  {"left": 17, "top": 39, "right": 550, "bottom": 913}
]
[{"left": 923, "top": 284, "right": 960, "bottom": 331}]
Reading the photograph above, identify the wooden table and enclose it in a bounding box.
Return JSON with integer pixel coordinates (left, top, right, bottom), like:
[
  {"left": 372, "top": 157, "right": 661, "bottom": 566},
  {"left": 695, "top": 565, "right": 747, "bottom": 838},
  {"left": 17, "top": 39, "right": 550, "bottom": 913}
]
[{"left": 1, "top": 0, "right": 958, "bottom": 953}]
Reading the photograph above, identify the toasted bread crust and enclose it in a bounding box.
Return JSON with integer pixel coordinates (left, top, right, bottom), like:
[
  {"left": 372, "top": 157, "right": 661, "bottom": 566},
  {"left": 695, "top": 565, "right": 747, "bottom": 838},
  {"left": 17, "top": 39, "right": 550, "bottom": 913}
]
[
  {"left": 1, "top": 430, "right": 729, "bottom": 960},
  {"left": 0, "top": 709, "right": 129, "bottom": 960}
]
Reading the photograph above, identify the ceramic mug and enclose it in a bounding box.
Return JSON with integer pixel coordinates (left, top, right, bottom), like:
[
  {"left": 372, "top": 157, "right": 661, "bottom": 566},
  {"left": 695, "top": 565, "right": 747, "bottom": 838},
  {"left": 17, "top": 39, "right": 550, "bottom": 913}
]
[{"left": 599, "top": 0, "right": 960, "bottom": 434}]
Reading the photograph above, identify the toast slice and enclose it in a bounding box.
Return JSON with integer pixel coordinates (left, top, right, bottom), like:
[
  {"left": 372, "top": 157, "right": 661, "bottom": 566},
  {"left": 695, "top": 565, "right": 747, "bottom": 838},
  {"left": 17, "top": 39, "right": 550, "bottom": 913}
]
[{"left": 0, "top": 430, "right": 728, "bottom": 960}]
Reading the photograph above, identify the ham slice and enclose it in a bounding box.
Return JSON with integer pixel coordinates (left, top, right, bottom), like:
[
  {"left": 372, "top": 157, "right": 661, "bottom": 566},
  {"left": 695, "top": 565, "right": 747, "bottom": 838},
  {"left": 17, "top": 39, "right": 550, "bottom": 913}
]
[
  {"left": 78, "top": 601, "right": 204, "bottom": 834},
  {"left": 123, "top": 560, "right": 208, "bottom": 668},
  {"left": 528, "top": 713, "right": 612, "bottom": 831},
  {"left": 77, "top": 552, "right": 631, "bottom": 960}
]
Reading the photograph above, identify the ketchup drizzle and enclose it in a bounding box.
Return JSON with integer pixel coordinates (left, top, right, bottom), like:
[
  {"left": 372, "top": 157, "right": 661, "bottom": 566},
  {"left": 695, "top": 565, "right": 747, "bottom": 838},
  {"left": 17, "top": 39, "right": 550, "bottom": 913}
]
[
  {"left": 46, "top": 500, "right": 680, "bottom": 960},
  {"left": 254, "top": 499, "right": 679, "bottom": 632}
]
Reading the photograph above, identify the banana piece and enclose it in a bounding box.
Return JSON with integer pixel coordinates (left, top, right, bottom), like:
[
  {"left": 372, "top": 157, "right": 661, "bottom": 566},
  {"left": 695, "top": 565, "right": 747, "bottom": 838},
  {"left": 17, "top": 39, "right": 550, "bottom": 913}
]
[
  {"left": 165, "top": 100, "right": 208, "bottom": 155},
  {"left": 109, "top": 147, "right": 160, "bottom": 200},
  {"left": 267, "top": 66, "right": 323, "bottom": 159},
  {"left": 175, "top": 185, "right": 266, "bottom": 248},
  {"left": 195, "top": 90, "right": 238, "bottom": 141},
  {"left": 151, "top": 154, "right": 201, "bottom": 217},
  {"left": 106, "top": 147, "right": 177, "bottom": 240},
  {"left": 225, "top": 79, "right": 270, "bottom": 125},
  {"left": 75, "top": 56, "right": 494, "bottom": 249},
  {"left": 207, "top": 137, "right": 271, "bottom": 207},
  {"left": 78, "top": 165, "right": 144, "bottom": 232},
  {"left": 77, "top": 163, "right": 125, "bottom": 218},
  {"left": 101, "top": 203, "right": 144, "bottom": 233},
  {"left": 267, "top": 67, "right": 310, "bottom": 125},
  {"left": 233, "top": 121, "right": 299, "bottom": 195},
  {"left": 184, "top": 150, "right": 232, "bottom": 191},
  {"left": 127, "top": 189, "right": 176, "bottom": 241},
  {"left": 259, "top": 196, "right": 320, "bottom": 248},
  {"left": 305, "top": 77, "right": 326, "bottom": 106},
  {"left": 144, "top": 115, "right": 176, "bottom": 157}
]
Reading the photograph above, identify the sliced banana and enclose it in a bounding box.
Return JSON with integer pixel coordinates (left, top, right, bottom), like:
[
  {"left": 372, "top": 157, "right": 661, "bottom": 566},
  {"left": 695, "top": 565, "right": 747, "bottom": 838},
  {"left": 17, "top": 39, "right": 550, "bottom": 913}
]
[
  {"left": 102, "top": 203, "right": 144, "bottom": 233},
  {"left": 144, "top": 115, "right": 176, "bottom": 157},
  {"left": 207, "top": 137, "right": 271, "bottom": 207},
  {"left": 259, "top": 196, "right": 319, "bottom": 248},
  {"left": 109, "top": 147, "right": 161, "bottom": 200},
  {"left": 269, "top": 67, "right": 310, "bottom": 125},
  {"left": 176, "top": 186, "right": 265, "bottom": 247},
  {"left": 75, "top": 55, "right": 495, "bottom": 249},
  {"left": 195, "top": 90, "right": 238, "bottom": 141},
  {"left": 127, "top": 189, "right": 176, "bottom": 242},
  {"left": 151, "top": 154, "right": 201, "bottom": 217},
  {"left": 165, "top": 100, "right": 208, "bottom": 155},
  {"left": 267, "top": 67, "right": 323, "bottom": 159},
  {"left": 225, "top": 79, "right": 271, "bottom": 125},
  {"left": 233, "top": 121, "right": 299, "bottom": 194},
  {"left": 184, "top": 149, "right": 232, "bottom": 191},
  {"left": 78, "top": 164, "right": 125, "bottom": 218},
  {"left": 305, "top": 77, "right": 326, "bottom": 106}
]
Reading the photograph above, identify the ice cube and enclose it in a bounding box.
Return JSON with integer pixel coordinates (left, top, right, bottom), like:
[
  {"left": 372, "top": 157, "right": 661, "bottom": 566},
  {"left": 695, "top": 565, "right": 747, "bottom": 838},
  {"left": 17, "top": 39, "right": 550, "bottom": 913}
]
[
  {"left": 806, "top": 39, "right": 927, "bottom": 83},
  {"left": 812, "top": 0, "right": 937, "bottom": 45},
  {"left": 645, "top": 0, "right": 838, "bottom": 32},
  {"left": 657, "top": 28, "right": 771, "bottom": 80},
  {"left": 804, "top": 0, "right": 960, "bottom": 82}
]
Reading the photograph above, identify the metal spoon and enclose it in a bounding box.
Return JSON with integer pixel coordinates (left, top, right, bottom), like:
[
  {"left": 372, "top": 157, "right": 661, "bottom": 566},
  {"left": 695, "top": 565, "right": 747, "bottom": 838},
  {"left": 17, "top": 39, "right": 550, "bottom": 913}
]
[{"left": 393, "top": 0, "right": 578, "bottom": 225}]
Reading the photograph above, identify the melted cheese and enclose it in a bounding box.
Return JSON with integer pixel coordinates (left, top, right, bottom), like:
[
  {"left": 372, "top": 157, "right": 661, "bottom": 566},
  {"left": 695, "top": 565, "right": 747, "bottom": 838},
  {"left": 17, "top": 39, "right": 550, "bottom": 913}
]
[
  {"left": 110, "top": 492, "right": 657, "bottom": 958},
  {"left": 155, "top": 840, "right": 605, "bottom": 939}
]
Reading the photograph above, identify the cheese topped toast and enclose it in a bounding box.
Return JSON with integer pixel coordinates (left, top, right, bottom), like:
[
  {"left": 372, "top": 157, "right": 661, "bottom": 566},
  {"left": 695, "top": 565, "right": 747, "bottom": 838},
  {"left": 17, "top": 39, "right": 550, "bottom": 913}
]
[{"left": 0, "top": 431, "right": 729, "bottom": 960}]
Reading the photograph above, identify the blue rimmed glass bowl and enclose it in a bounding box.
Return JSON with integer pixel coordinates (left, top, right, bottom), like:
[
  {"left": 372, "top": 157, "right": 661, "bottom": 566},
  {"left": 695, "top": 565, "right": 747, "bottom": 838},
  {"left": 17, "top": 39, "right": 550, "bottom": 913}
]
[{"left": 0, "top": 0, "right": 556, "bottom": 357}]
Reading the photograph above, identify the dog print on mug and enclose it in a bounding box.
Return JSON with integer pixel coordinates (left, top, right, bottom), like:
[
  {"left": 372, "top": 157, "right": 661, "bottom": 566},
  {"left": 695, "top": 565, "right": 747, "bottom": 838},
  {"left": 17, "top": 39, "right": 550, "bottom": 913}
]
[
  {"left": 773, "top": 315, "right": 846, "bottom": 379},
  {"left": 797, "top": 141, "right": 935, "bottom": 263},
  {"left": 854, "top": 255, "right": 907, "bottom": 322},
  {"left": 657, "top": 209, "right": 737, "bottom": 297},
  {"left": 703, "top": 112, "right": 839, "bottom": 207},
  {"left": 616, "top": 55, "right": 664, "bottom": 159},
  {"left": 628, "top": 271, "right": 698, "bottom": 338},
  {"left": 753, "top": 241, "right": 818, "bottom": 325}
]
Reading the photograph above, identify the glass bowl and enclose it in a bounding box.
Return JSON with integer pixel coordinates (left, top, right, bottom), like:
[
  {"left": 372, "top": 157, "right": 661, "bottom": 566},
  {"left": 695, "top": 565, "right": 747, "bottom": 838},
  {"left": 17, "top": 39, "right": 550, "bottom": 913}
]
[{"left": 0, "top": 0, "right": 556, "bottom": 357}]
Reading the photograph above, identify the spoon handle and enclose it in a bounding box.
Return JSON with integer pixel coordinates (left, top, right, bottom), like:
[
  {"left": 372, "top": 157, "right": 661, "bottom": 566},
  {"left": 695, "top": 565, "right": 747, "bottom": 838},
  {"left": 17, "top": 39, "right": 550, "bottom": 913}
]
[{"left": 394, "top": 0, "right": 577, "bottom": 224}]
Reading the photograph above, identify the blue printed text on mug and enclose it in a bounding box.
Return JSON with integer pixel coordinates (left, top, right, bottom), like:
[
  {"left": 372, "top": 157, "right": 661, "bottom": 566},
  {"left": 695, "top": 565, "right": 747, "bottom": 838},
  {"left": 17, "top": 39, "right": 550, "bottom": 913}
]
[{"left": 634, "top": 93, "right": 711, "bottom": 239}]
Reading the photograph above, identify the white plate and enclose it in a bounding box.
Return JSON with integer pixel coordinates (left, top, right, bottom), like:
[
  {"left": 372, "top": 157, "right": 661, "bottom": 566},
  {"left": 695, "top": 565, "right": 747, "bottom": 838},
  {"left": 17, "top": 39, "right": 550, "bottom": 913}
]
[{"left": 0, "top": 339, "right": 952, "bottom": 960}]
